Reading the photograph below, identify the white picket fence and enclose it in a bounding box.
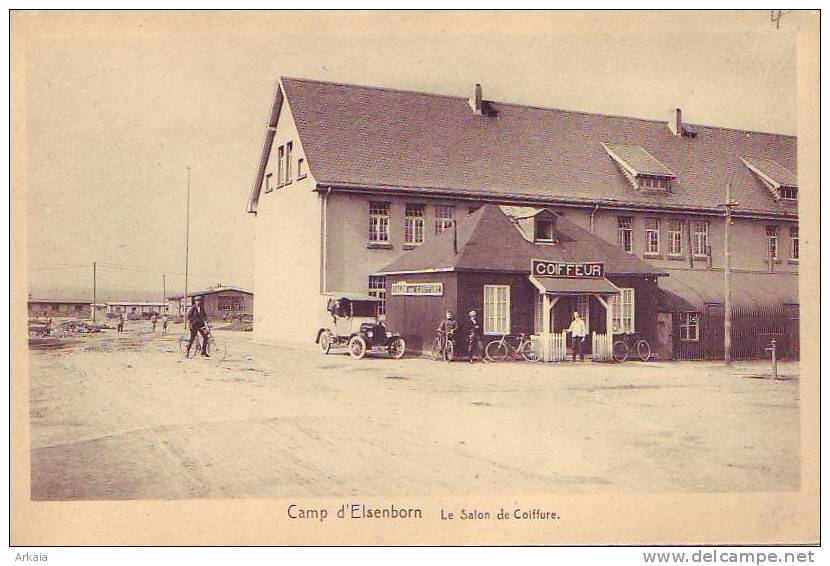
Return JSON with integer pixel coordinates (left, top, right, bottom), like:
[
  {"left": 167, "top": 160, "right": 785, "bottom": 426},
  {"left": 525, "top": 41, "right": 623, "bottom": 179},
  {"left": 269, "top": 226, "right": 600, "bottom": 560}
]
[{"left": 530, "top": 331, "right": 613, "bottom": 362}]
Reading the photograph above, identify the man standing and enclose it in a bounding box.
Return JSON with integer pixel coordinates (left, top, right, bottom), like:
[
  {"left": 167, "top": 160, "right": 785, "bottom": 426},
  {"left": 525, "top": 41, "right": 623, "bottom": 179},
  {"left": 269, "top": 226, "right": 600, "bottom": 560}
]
[
  {"left": 466, "top": 310, "right": 486, "bottom": 364},
  {"left": 151, "top": 312, "right": 158, "bottom": 332},
  {"left": 116, "top": 312, "right": 125, "bottom": 333},
  {"left": 161, "top": 313, "right": 170, "bottom": 335},
  {"left": 186, "top": 296, "right": 210, "bottom": 357},
  {"left": 566, "top": 311, "right": 587, "bottom": 362},
  {"left": 437, "top": 310, "right": 458, "bottom": 360}
]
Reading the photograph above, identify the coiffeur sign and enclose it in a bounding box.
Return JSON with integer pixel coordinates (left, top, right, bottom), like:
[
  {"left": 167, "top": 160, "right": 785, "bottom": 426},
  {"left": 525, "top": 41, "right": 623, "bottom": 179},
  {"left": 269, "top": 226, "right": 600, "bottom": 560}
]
[{"left": 532, "top": 259, "right": 604, "bottom": 278}]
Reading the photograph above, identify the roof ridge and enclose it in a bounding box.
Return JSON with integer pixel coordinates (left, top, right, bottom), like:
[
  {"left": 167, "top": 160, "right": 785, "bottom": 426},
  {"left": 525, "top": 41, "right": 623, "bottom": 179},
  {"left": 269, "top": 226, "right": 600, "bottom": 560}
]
[{"left": 280, "top": 76, "right": 796, "bottom": 137}]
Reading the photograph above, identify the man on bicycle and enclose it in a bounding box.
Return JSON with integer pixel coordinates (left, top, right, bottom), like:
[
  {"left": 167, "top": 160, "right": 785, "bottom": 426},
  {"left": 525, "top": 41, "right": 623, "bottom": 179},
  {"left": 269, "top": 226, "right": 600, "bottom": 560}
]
[
  {"left": 437, "top": 310, "right": 458, "bottom": 356},
  {"left": 186, "top": 295, "right": 210, "bottom": 358}
]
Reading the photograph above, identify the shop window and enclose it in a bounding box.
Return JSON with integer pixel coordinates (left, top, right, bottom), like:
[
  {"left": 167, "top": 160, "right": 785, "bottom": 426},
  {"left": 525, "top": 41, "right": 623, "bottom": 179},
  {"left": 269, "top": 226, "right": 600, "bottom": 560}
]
[
  {"left": 483, "top": 285, "right": 510, "bottom": 335},
  {"left": 680, "top": 312, "right": 700, "bottom": 342},
  {"left": 368, "top": 275, "right": 386, "bottom": 316},
  {"left": 611, "top": 288, "right": 635, "bottom": 333},
  {"left": 405, "top": 204, "right": 425, "bottom": 245},
  {"left": 645, "top": 217, "right": 660, "bottom": 254},
  {"left": 617, "top": 217, "right": 633, "bottom": 253},
  {"left": 297, "top": 158, "right": 307, "bottom": 180},
  {"left": 434, "top": 205, "right": 454, "bottom": 235},
  {"left": 285, "top": 141, "right": 293, "bottom": 185},
  {"left": 218, "top": 296, "right": 244, "bottom": 311},
  {"left": 368, "top": 201, "right": 390, "bottom": 243},
  {"left": 535, "top": 218, "right": 555, "bottom": 242},
  {"left": 533, "top": 293, "right": 544, "bottom": 334},
  {"left": 639, "top": 175, "right": 670, "bottom": 191},
  {"left": 265, "top": 173, "right": 274, "bottom": 193},
  {"left": 692, "top": 221, "right": 709, "bottom": 258},
  {"left": 576, "top": 295, "right": 590, "bottom": 329},
  {"left": 765, "top": 225, "right": 779, "bottom": 260},
  {"left": 277, "top": 145, "right": 284, "bottom": 186},
  {"left": 668, "top": 219, "right": 683, "bottom": 255},
  {"left": 789, "top": 226, "right": 799, "bottom": 260}
]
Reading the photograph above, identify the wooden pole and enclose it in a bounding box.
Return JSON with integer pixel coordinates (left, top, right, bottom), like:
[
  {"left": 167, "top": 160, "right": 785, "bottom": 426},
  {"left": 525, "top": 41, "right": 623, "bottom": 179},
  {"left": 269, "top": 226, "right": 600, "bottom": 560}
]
[
  {"left": 185, "top": 166, "right": 191, "bottom": 307},
  {"left": 723, "top": 183, "right": 735, "bottom": 366},
  {"left": 92, "top": 261, "right": 97, "bottom": 322}
]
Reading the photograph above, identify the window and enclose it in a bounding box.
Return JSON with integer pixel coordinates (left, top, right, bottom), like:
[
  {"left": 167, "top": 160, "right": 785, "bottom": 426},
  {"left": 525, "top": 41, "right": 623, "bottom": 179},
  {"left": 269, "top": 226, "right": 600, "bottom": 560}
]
[
  {"left": 297, "top": 158, "right": 307, "bottom": 180},
  {"left": 765, "top": 226, "right": 780, "bottom": 260},
  {"left": 668, "top": 219, "right": 683, "bottom": 255},
  {"left": 285, "top": 141, "right": 293, "bottom": 184},
  {"left": 218, "top": 296, "right": 244, "bottom": 311},
  {"left": 434, "top": 205, "right": 454, "bottom": 234},
  {"left": 277, "top": 146, "right": 284, "bottom": 185},
  {"left": 617, "top": 217, "right": 633, "bottom": 253},
  {"left": 576, "top": 295, "right": 590, "bottom": 329},
  {"left": 483, "top": 285, "right": 510, "bottom": 335},
  {"left": 404, "top": 203, "right": 425, "bottom": 245},
  {"left": 765, "top": 226, "right": 779, "bottom": 260},
  {"left": 640, "top": 176, "right": 669, "bottom": 190},
  {"left": 692, "top": 221, "right": 709, "bottom": 257},
  {"left": 680, "top": 312, "right": 700, "bottom": 341},
  {"left": 611, "top": 288, "right": 635, "bottom": 333},
  {"left": 265, "top": 173, "right": 274, "bottom": 193},
  {"left": 779, "top": 186, "right": 798, "bottom": 200},
  {"left": 368, "top": 275, "right": 387, "bottom": 316},
  {"left": 533, "top": 292, "right": 544, "bottom": 335},
  {"left": 368, "top": 201, "right": 390, "bottom": 243},
  {"left": 790, "top": 226, "right": 799, "bottom": 260},
  {"left": 645, "top": 217, "right": 660, "bottom": 254},
  {"left": 535, "top": 219, "right": 555, "bottom": 242}
]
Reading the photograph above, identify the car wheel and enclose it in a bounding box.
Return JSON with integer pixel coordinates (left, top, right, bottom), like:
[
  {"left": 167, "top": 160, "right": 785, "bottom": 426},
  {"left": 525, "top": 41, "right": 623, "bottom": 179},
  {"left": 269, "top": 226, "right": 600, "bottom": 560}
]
[
  {"left": 348, "top": 335, "right": 367, "bottom": 359},
  {"left": 319, "top": 330, "right": 334, "bottom": 354},
  {"left": 387, "top": 337, "right": 406, "bottom": 359}
]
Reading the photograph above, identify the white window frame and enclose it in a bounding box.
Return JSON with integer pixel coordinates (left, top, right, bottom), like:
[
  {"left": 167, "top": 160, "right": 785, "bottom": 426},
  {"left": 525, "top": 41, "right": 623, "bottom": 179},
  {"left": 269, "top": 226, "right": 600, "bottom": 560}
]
[
  {"left": 618, "top": 217, "right": 633, "bottom": 253},
  {"left": 434, "top": 205, "right": 454, "bottom": 235},
  {"left": 692, "top": 221, "right": 709, "bottom": 258},
  {"left": 779, "top": 186, "right": 797, "bottom": 200},
  {"left": 766, "top": 225, "right": 779, "bottom": 260},
  {"left": 405, "top": 203, "right": 425, "bottom": 245},
  {"left": 668, "top": 219, "right": 683, "bottom": 255},
  {"left": 789, "top": 226, "right": 799, "bottom": 260},
  {"left": 368, "top": 275, "right": 387, "bottom": 316},
  {"left": 535, "top": 218, "right": 555, "bottom": 242},
  {"left": 680, "top": 311, "right": 700, "bottom": 342},
  {"left": 368, "top": 201, "right": 390, "bottom": 243},
  {"left": 533, "top": 292, "right": 544, "bottom": 335},
  {"left": 297, "top": 157, "right": 307, "bottom": 180},
  {"left": 277, "top": 145, "right": 284, "bottom": 186},
  {"left": 575, "top": 295, "right": 590, "bottom": 331},
  {"left": 285, "top": 141, "right": 293, "bottom": 185},
  {"left": 611, "top": 288, "right": 635, "bottom": 334},
  {"left": 264, "top": 173, "right": 274, "bottom": 193},
  {"left": 483, "top": 285, "right": 511, "bottom": 335},
  {"left": 645, "top": 217, "right": 660, "bottom": 254}
]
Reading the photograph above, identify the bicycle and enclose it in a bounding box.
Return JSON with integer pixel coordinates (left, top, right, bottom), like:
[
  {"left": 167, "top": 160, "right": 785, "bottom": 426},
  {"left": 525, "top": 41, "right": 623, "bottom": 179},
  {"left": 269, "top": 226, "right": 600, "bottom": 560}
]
[
  {"left": 430, "top": 330, "right": 455, "bottom": 362},
  {"left": 179, "top": 324, "right": 227, "bottom": 360},
  {"left": 484, "top": 333, "right": 540, "bottom": 362},
  {"left": 611, "top": 332, "right": 652, "bottom": 362}
]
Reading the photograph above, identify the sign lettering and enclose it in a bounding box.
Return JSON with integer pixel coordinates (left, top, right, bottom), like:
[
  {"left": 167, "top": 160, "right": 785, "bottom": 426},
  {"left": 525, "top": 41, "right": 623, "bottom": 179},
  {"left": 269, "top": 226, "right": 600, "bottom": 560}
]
[
  {"left": 390, "top": 282, "right": 444, "bottom": 296},
  {"left": 531, "top": 259, "right": 604, "bottom": 278}
]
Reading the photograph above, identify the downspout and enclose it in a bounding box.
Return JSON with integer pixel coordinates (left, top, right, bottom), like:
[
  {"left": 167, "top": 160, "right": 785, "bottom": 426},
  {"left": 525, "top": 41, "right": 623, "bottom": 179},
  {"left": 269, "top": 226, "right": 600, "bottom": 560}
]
[
  {"left": 320, "top": 186, "right": 331, "bottom": 294},
  {"left": 589, "top": 204, "right": 600, "bottom": 233}
]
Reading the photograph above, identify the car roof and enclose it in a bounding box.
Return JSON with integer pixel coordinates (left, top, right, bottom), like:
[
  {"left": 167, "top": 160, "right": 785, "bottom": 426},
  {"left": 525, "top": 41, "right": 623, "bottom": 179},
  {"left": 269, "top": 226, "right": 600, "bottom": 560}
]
[{"left": 324, "top": 292, "right": 382, "bottom": 302}]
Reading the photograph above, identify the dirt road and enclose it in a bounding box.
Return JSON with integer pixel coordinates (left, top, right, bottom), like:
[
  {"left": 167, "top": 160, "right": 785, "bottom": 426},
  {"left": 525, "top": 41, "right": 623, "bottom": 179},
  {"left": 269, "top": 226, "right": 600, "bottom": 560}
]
[{"left": 29, "top": 323, "right": 800, "bottom": 500}]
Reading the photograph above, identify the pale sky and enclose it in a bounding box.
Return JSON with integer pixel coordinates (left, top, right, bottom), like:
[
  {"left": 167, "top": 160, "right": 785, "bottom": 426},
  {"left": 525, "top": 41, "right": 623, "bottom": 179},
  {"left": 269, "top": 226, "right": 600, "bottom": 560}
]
[{"left": 17, "top": 10, "right": 798, "bottom": 299}]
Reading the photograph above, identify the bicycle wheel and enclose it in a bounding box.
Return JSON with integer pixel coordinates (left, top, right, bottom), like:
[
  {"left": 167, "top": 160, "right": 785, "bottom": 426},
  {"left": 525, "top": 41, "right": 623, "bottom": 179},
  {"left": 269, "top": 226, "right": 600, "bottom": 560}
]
[
  {"left": 186, "top": 337, "right": 199, "bottom": 359},
  {"left": 519, "top": 340, "right": 539, "bottom": 362},
  {"left": 430, "top": 337, "right": 443, "bottom": 361},
  {"left": 444, "top": 340, "right": 455, "bottom": 362},
  {"left": 635, "top": 340, "right": 651, "bottom": 362},
  {"left": 612, "top": 340, "right": 629, "bottom": 362},
  {"left": 485, "top": 340, "right": 509, "bottom": 362},
  {"left": 207, "top": 336, "right": 226, "bottom": 360}
]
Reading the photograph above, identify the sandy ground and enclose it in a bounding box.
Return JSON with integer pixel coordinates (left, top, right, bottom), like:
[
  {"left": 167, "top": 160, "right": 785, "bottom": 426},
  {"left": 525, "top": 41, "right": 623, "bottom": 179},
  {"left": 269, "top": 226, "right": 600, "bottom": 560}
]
[{"left": 28, "top": 322, "right": 800, "bottom": 500}]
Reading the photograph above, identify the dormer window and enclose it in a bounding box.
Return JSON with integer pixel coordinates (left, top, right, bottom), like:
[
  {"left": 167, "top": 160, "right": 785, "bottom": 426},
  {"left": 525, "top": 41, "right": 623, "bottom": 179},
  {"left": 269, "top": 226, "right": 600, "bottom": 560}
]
[
  {"left": 535, "top": 218, "right": 555, "bottom": 242},
  {"left": 601, "top": 143, "right": 676, "bottom": 193},
  {"left": 742, "top": 157, "right": 797, "bottom": 202}
]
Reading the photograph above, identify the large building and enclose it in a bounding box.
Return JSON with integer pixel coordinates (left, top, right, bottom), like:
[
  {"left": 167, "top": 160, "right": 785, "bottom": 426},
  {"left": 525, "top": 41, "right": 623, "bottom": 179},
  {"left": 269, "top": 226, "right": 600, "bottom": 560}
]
[
  {"left": 168, "top": 285, "right": 254, "bottom": 320},
  {"left": 246, "top": 77, "right": 799, "bottom": 359}
]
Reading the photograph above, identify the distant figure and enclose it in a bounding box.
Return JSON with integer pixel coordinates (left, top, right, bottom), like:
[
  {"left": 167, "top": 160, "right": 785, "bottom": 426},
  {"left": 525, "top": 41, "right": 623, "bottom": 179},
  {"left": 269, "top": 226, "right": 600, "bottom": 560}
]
[
  {"left": 151, "top": 312, "right": 158, "bottom": 332},
  {"left": 566, "top": 311, "right": 587, "bottom": 362},
  {"left": 116, "top": 312, "right": 125, "bottom": 333},
  {"left": 186, "top": 296, "right": 210, "bottom": 357},
  {"left": 466, "top": 310, "right": 485, "bottom": 364},
  {"left": 437, "top": 310, "right": 458, "bottom": 355},
  {"left": 161, "top": 313, "right": 170, "bottom": 335}
]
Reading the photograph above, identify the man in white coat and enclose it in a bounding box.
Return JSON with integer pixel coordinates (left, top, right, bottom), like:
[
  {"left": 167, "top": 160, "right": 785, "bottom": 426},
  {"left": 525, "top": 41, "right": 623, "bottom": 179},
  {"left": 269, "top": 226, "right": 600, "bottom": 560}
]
[{"left": 566, "top": 311, "right": 588, "bottom": 362}]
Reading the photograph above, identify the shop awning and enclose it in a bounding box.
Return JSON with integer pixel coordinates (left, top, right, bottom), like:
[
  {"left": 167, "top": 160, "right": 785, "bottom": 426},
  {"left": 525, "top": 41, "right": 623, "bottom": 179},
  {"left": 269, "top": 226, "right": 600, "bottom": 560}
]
[{"left": 529, "top": 276, "right": 620, "bottom": 295}]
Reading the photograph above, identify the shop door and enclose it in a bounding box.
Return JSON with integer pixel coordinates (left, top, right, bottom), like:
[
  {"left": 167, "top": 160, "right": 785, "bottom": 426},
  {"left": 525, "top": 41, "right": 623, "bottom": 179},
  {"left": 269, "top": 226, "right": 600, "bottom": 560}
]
[{"left": 655, "top": 312, "right": 673, "bottom": 360}]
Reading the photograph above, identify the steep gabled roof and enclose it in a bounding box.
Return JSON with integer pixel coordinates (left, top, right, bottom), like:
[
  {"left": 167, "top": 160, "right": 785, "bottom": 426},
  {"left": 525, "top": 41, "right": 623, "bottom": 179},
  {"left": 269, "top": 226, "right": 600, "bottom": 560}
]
[
  {"left": 602, "top": 143, "right": 676, "bottom": 177},
  {"left": 249, "top": 77, "right": 797, "bottom": 218},
  {"left": 378, "top": 205, "right": 663, "bottom": 276},
  {"left": 741, "top": 156, "right": 797, "bottom": 188}
]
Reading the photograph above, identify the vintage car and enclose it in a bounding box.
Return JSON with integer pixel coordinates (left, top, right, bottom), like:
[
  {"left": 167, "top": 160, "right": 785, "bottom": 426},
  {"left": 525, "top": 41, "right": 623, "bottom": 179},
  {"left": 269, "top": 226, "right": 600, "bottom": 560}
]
[{"left": 315, "top": 293, "right": 406, "bottom": 360}]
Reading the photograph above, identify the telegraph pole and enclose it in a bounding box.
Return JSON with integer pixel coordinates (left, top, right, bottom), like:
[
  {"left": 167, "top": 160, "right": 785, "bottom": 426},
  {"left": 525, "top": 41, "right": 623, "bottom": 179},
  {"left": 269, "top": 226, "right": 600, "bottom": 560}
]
[
  {"left": 720, "top": 183, "right": 738, "bottom": 366},
  {"left": 162, "top": 274, "right": 167, "bottom": 314},
  {"left": 92, "top": 261, "right": 97, "bottom": 322},
  {"left": 185, "top": 166, "right": 191, "bottom": 309}
]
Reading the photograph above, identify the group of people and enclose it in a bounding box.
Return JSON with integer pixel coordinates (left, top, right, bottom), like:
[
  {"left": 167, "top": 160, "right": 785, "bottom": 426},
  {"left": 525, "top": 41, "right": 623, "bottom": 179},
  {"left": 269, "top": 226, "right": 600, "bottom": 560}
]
[
  {"left": 112, "top": 298, "right": 210, "bottom": 358},
  {"left": 437, "top": 309, "right": 589, "bottom": 363},
  {"left": 114, "top": 311, "right": 171, "bottom": 334}
]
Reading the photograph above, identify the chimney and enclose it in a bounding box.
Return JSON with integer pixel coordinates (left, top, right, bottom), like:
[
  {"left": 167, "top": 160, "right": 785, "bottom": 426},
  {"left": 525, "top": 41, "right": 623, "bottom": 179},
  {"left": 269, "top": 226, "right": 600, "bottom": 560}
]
[
  {"left": 669, "top": 107, "right": 682, "bottom": 136},
  {"left": 469, "top": 83, "right": 482, "bottom": 115}
]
